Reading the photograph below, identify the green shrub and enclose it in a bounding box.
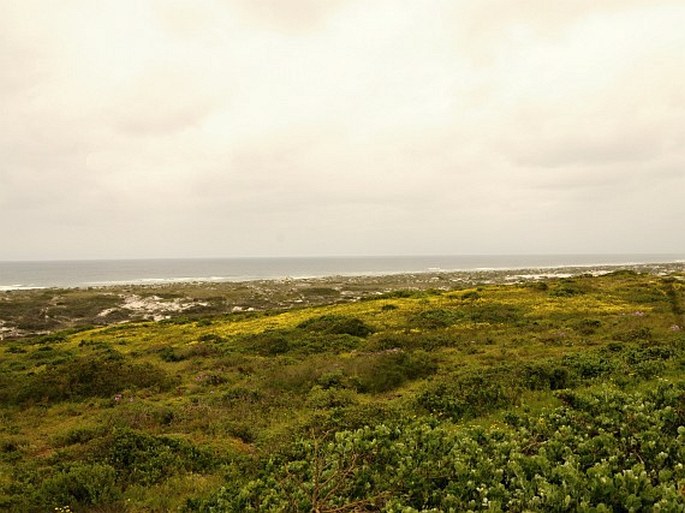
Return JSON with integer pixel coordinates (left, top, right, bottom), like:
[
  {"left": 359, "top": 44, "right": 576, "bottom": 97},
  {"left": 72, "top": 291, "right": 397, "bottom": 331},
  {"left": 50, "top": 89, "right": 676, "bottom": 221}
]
[
  {"left": 246, "top": 330, "right": 292, "bottom": 355},
  {"left": 519, "top": 361, "right": 572, "bottom": 390},
  {"left": 28, "top": 332, "right": 67, "bottom": 345},
  {"left": 376, "top": 289, "right": 422, "bottom": 299},
  {"left": 159, "top": 346, "right": 185, "bottom": 362},
  {"left": 39, "top": 463, "right": 120, "bottom": 508},
  {"left": 306, "top": 386, "right": 357, "bottom": 409},
  {"left": 563, "top": 353, "right": 618, "bottom": 379},
  {"left": 316, "top": 369, "right": 359, "bottom": 390},
  {"left": 550, "top": 280, "right": 587, "bottom": 297},
  {"left": 353, "top": 350, "right": 438, "bottom": 394},
  {"left": 574, "top": 318, "right": 602, "bottom": 335},
  {"left": 53, "top": 425, "right": 107, "bottom": 447},
  {"left": 409, "top": 308, "right": 462, "bottom": 329},
  {"left": 366, "top": 331, "right": 460, "bottom": 352},
  {"left": 224, "top": 421, "right": 257, "bottom": 443},
  {"left": 297, "top": 315, "right": 374, "bottom": 337},
  {"left": 417, "top": 370, "right": 521, "bottom": 420},
  {"left": 105, "top": 429, "right": 217, "bottom": 485},
  {"left": 13, "top": 350, "right": 177, "bottom": 404},
  {"left": 222, "top": 386, "right": 263, "bottom": 404},
  {"left": 465, "top": 303, "right": 523, "bottom": 324}
]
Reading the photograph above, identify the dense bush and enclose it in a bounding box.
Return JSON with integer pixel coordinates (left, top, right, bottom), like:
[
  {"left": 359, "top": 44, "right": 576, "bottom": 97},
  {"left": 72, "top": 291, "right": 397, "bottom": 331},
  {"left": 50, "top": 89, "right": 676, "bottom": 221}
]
[
  {"left": 297, "top": 315, "right": 375, "bottom": 337},
  {"left": 189, "top": 383, "right": 685, "bottom": 512},
  {"left": 237, "top": 323, "right": 367, "bottom": 356},
  {"left": 8, "top": 349, "right": 177, "bottom": 404},
  {"left": 550, "top": 280, "right": 588, "bottom": 297},
  {"left": 352, "top": 350, "right": 438, "bottom": 393},
  {"left": 417, "top": 369, "right": 521, "bottom": 420},
  {"left": 409, "top": 308, "right": 463, "bottom": 329},
  {"left": 365, "top": 331, "right": 460, "bottom": 352},
  {"left": 38, "top": 463, "right": 120, "bottom": 509},
  {"left": 105, "top": 429, "right": 218, "bottom": 485},
  {"left": 465, "top": 303, "right": 523, "bottom": 324}
]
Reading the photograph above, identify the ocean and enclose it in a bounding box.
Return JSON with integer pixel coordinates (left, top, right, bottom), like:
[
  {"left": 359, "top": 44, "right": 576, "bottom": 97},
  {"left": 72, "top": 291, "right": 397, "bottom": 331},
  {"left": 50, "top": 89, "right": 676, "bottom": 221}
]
[{"left": 0, "top": 254, "right": 683, "bottom": 290}]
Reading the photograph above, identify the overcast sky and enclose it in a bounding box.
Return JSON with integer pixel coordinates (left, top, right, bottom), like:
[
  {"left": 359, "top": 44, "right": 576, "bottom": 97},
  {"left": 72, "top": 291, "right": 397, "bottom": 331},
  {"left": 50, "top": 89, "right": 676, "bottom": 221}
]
[{"left": 1, "top": 0, "right": 684, "bottom": 260}]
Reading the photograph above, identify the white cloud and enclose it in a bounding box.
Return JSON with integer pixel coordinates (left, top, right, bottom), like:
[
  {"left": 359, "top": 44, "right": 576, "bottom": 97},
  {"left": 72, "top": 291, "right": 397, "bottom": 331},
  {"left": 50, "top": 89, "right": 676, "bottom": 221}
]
[{"left": 1, "top": 0, "right": 684, "bottom": 259}]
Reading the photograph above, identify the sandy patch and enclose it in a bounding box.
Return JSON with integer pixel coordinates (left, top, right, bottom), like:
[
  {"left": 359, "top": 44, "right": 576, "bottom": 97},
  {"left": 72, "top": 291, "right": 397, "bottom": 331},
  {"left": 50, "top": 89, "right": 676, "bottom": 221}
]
[{"left": 98, "top": 294, "right": 209, "bottom": 321}]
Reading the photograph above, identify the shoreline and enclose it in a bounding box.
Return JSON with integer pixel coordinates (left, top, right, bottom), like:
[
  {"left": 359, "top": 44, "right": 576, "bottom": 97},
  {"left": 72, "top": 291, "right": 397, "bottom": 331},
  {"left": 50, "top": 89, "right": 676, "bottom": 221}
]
[{"left": 2, "top": 259, "right": 684, "bottom": 292}]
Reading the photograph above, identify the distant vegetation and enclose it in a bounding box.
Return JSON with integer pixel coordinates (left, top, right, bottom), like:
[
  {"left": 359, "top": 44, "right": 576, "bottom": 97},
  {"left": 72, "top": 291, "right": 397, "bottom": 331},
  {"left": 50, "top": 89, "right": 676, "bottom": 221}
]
[{"left": 1, "top": 270, "right": 684, "bottom": 511}]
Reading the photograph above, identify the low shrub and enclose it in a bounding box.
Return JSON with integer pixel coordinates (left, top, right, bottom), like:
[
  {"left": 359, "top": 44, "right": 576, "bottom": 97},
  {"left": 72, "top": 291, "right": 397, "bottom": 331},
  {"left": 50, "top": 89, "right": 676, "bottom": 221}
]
[
  {"left": 409, "top": 308, "right": 462, "bottom": 329},
  {"left": 550, "top": 280, "right": 587, "bottom": 297},
  {"left": 38, "top": 463, "right": 120, "bottom": 509},
  {"left": 365, "top": 331, "right": 460, "bottom": 352},
  {"left": 352, "top": 350, "right": 438, "bottom": 393},
  {"left": 105, "top": 429, "right": 218, "bottom": 486},
  {"left": 465, "top": 303, "right": 523, "bottom": 324},
  {"left": 417, "top": 370, "right": 521, "bottom": 420},
  {"left": 519, "top": 361, "right": 572, "bottom": 390},
  {"left": 297, "top": 315, "right": 374, "bottom": 337},
  {"left": 12, "top": 350, "right": 177, "bottom": 404},
  {"left": 574, "top": 318, "right": 602, "bottom": 335}
]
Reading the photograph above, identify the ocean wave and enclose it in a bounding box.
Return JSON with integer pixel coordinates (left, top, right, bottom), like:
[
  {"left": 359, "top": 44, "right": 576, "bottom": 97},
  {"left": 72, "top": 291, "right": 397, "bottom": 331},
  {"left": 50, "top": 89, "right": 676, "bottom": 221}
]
[{"left": 0, "top": 284, "right": 47, "bottom": 291}]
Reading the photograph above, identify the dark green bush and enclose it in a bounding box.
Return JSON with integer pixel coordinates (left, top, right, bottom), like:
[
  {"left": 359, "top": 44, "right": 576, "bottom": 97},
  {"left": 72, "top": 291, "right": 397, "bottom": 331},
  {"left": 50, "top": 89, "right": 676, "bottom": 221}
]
[
  {"left": 28, "top": 333, "right": 67, "bottom": 345},
  {"left": 12, "top": 350, "right": 177, "bottom": 404},
  {"left": 409, "top": 308, "right": 462, "bottom": 329},
  {"left": 105, "top": 429, "right": 217, "bottom": 485},
  {"left": 239, "top": 327, "right": 362, "bottom": 356},
  {"left": 353, "top": 350, "right": 438, "bottom": 393},
  {"left": 366, "top": 331, "right": 459, "bottom": 352},
  {"left": 519, "top": 361, "right": 572, "bottom": 390},
  {"left": 38, "top": 463, "right": 120, "bottom": 509},
  {"left": 615, "top": 326, "right": 653, "bottom": 342},
  {"left": 563, "top": 352, "right": 618, "bottom": 379},
  {"left": 297, "top": 315, "right": 374, "bottom": 337},
  {"left": 53, "top": 425, "right": 107, "bottom": 447},
  {"left": 574, "top": 318, "right": 602, "bottom": 335},
  {"left": 222, "top": 386, "right": 264, "bottom": 404},
  {"left": 316, "top": 369, "right": 358, "bottom": 390},
  {"left": 417, "top": 370, "right": 521, "bottom": 420},
  {"left": 159, "top": 346, "right": 185, "bottom": 362},
  {"left": 223, "top": 421, "right": 257, "bottom": 443},
  {"left": 466, "top": 303, "right": 523, "bottom": 324},
  {"left": 550, "top": 280, "right": 587, "bottom": 297},
  {"left": 376, "top": 289, "right": 422, "bottom": 299},
  {"left": 460, "top": 290, "right": 480, "bottom": 300}
]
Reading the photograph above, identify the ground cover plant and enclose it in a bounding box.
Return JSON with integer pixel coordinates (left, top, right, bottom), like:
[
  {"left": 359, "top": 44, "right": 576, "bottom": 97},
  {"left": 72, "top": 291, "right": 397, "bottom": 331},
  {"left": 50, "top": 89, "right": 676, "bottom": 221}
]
[{"left": 1, "top": 268, "right": 684, "bottom": 511}]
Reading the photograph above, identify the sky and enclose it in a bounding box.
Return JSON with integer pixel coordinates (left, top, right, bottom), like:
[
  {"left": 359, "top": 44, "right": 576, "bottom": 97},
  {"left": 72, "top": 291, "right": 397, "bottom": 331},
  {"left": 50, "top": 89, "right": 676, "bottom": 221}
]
[{"left": 1, "top": 0, "right": 684, "bottom": 260}]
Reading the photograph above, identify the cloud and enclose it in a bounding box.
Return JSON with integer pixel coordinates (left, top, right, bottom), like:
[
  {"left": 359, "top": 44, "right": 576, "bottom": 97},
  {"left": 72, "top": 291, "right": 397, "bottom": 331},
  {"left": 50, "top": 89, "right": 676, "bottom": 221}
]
[
  {"left": 228, "top": 0, "right": 349, "bottom": 33},
  {"left": 1, "top": 0, "right": 684, "bottom": 259},
  {"left": 111, "top": 67, "right": 218, "bottom": 136}
]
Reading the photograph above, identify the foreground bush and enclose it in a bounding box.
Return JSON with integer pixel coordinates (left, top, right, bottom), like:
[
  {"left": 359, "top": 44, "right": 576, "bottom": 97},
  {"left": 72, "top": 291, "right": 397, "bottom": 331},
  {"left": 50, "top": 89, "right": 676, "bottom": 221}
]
[{"left": 190, "top": 383, "right": 685, "bottom": 512}]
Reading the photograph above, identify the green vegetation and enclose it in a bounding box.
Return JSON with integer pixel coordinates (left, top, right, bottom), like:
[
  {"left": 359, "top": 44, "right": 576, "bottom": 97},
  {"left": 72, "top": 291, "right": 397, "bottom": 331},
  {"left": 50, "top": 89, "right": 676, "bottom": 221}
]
[{"left": 1, "top": 270, "right": 685, "bottom": 511}]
